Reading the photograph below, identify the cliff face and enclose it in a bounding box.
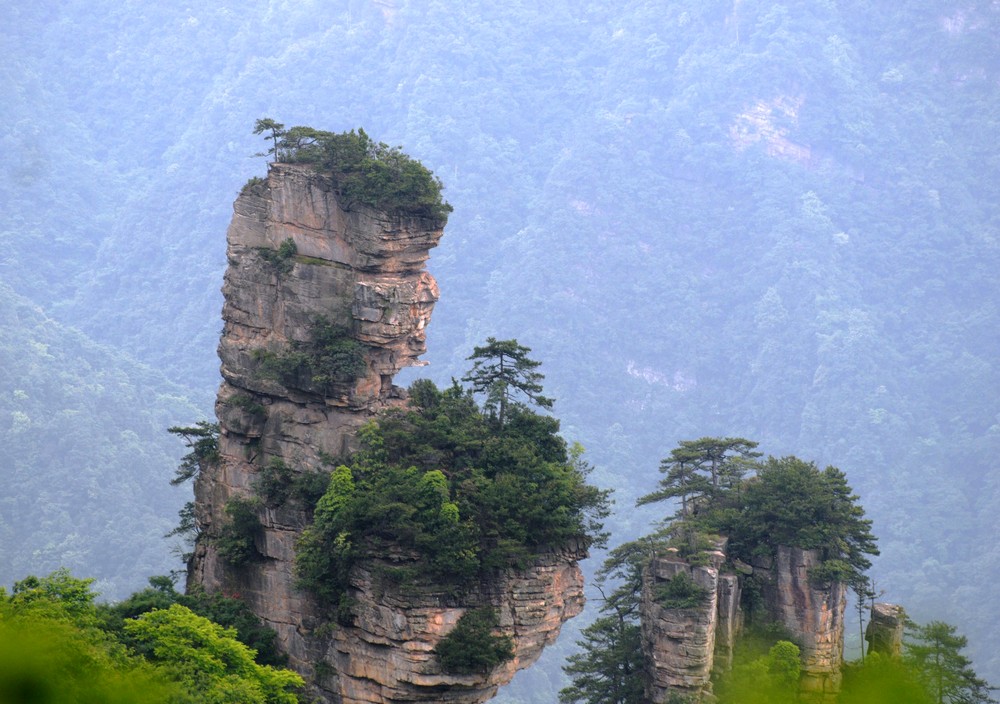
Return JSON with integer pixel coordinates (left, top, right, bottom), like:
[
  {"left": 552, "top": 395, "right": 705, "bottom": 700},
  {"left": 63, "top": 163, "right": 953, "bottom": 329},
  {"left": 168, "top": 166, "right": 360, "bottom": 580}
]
[
  {"left": 640, "top": 550, "right": 740, "bottom": 701},
  {"left": 190, "top": 163, "right": 586, "bottom": 703},
  {"left": 640, "top": 544, "right": 845, "bottom": 703},
  {"left": 865, "top": 603, "right": 905, "bottom": 658},
  {"left": 752, "top": 547, "right": 846, "bottom": 701}
]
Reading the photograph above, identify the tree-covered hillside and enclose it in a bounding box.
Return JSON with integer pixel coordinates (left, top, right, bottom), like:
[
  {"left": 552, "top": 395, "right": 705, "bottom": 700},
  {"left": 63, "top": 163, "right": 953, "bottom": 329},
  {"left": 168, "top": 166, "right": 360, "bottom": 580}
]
[{"left": 2, "top": 0, "right": 998, "bottom": 697}]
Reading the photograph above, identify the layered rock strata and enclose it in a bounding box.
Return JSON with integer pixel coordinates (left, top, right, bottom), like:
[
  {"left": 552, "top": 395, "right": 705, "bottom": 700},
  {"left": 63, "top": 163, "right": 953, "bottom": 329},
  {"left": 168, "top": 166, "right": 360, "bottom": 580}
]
[
  {"left": 752, "top": 547, "right": 846, "bottom": 702},
  {"left": 641, "top": 544, "right": 846, "bottom": 703},
  {"left": 190, "top": 163, "right": 586, "bottom": 703},
  {"left": 640, "top": 547, "right": 741, "bottom": 702}
]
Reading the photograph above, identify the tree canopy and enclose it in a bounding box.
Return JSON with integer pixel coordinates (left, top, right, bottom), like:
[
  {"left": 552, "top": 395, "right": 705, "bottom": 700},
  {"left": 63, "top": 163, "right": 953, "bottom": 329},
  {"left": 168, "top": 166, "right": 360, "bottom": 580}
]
[
  {"left": 461, "top": 337, "right": 554, "bottom": 426},
  {"left": 0, "top": 569, "right": 303, "bottom": 704},
  {"left": 637, "top": 438, "right": 878, "bottom": 586},
  {"left": 295, "top": 371, "right": 609, "bottom": 623},
  {"left": 251, "top": 119, "right": 451, "bottom": 221}
]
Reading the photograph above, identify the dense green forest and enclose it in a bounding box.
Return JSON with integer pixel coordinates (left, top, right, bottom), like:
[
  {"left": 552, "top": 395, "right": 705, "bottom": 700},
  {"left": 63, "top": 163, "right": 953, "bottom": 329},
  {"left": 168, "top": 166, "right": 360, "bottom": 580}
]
[{"left": 2, "top": 0, "right": 999, "bottom": 700}]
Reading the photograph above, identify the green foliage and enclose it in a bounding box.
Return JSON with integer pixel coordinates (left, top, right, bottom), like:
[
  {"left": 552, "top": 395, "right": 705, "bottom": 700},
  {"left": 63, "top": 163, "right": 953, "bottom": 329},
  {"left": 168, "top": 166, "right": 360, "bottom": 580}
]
[
  {"left": 255, "top": 119, "right": 451, "bottom": 221},
  {"left": 252, "top": 458, "right": 329, "bottom": 510},
  {"left": 230, "top": 393, "right": 267, "bottom": 420},
  {"left": 253, "top": 316, "right": 366, "bottom": 394},
  {"left": 906, "top": 621, "right": 997, "bottom": 704},
  {"left": 215, "top": 497, "right": 263, "bottom": 566},
  {"left": 559, "top": 613, "right": 645, "bottom": 704},
  {"left": 167, "top": 501, "right": 199, "bottom": 562},
  {"left": 654, "top": 570, "right": 710, "bottom": 610},
  {"left": 295, "top": 374, "right": 609, "bottom": 616},
  {"left": 462, "top": 337, "right": 553, "bottom": 426},
  {"left": 241, "top": 176, "right": 267, "bottom": 194},
  {"left": 560, "top": 540, "right": 650, "bottom": 704},
  {"left": 168, "top": 421, "right": 220, "bottom": 485},
  {"left": 99, "top": 575, "right": 286, "bottom": 667},
  {"left": 638, "top": 437, "right": 761, "bottom": 513},
  {"left": 10, "top": 568, "right": 100, "bottom": 617},
  {"left": 727, "top": 457, "right": 879, "bottom": 584},
  {"left": 434, "top": 607, "right": 514, "bottom": 675},
  {"left": 123, "top": 604, "right": 303, "bottom": 703},
  {"left": 0, "top": 602, "right": 181, "bottom": 704},
  {"left": 256, "top": 237, "right": 298, "bottom": 274},
  {"left": 252, "top": 458, "right": 294, "bottom": 507},
  {"left": 252, "top": 118, "right": 285, "bottom": 163},
  {"left": 640, "top": 440, "right": 878, "bottom": 590},
  {"left": 840, "top": 652, "right": 935, "bottom": 704},
  {"left": 2, "top": 569, "right": 300, "bottom": 703},
  {"left": 714, "top": 640, "right": 802, "bottom": 704}
]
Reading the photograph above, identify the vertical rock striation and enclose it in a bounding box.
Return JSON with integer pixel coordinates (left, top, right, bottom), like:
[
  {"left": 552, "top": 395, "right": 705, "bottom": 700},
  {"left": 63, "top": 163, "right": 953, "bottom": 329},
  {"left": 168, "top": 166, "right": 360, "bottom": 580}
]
[
  {"left": 641, "top": 544, "right": 846, "bottom": 703},
  {"left": 640, "top": 555, "right": 723, "bottom": 701},
  {"left": 190, "top": 163, "right": 586, "bottom": 703},
  {"left": 751, "top": 547, "right": 846, "bottom": 702},
  {"left": 639, "top": 544, "right": 741, "bottom": 702}
]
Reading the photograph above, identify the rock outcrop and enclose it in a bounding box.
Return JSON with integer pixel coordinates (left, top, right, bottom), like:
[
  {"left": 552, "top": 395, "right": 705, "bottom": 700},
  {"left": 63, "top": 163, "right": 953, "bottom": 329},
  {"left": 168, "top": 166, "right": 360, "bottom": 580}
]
[
  {"left": 189, "top": 163, "right": 586, "bottom": 703},
  {"left": 865, "top": 603, "right": 906, "bottom": 658},
  {"left": 751, "top": 547, "right": 846, "bottom": 702},
  {"left": 640, "top": 549, "right": 739, "bottom": 702},
  {"left": 641, "top": 544, "right": 846, "bottom": 703}
]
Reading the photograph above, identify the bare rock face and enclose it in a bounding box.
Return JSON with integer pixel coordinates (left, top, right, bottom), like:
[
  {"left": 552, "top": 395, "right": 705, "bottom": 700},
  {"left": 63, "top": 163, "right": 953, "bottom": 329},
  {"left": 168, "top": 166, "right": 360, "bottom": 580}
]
[
  {"left": 752, "top": 547, "right": 846, "bottom": 702},
  {"left": 641, "top": 544, "right": 847, "bottom": 703},
  {"left": 865, "top": 603, "right": 905, "bottom": 658},
  {"left": 190, "top": 163, "right": 586, "bottom": 703},
  {"left": 640, "top": 549, "right": 739, "bottom": 702}
]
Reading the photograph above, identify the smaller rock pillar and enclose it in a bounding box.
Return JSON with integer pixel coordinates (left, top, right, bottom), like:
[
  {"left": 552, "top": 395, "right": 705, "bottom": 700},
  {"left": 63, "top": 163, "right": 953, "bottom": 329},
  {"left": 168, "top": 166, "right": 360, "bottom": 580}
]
[{"left": 865, "top": 603, "right": 905, "bottom": 658}]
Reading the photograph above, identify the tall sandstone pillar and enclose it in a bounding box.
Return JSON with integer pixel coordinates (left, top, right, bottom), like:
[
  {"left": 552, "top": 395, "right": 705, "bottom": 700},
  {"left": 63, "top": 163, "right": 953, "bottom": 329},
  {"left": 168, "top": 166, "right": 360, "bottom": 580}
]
[{"left": 190, "top": 164, "right": 586, "bottom": 703}]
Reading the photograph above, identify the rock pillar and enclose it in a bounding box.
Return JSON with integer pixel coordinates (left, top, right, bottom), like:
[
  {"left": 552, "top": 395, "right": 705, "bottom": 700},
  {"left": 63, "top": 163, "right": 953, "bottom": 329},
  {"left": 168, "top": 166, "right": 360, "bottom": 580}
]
[{"left": 865, "top": 603, "right": 905, "bottom": 658}]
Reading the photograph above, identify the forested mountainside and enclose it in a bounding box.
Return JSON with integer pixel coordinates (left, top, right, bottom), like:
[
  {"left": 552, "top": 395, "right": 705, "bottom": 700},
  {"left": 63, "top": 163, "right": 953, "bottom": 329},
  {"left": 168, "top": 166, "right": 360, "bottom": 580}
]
[{"left": 2, "top": 0, "right": 998, "bottom": 697}]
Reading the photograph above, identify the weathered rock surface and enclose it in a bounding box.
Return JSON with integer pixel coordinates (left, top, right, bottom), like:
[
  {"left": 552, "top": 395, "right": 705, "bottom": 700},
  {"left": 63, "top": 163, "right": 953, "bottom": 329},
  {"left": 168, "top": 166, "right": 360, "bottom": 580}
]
[
  {"left": 641, "top": 543, "right": 847, "bottom": 703},
  {"left": 865, "top": 603, "right": 905, "bottom": 658},
  {"left": 752, "top": 546, "right": 846, "bottom": 702},
  {"left": 640, "top": 548, "right": 738, "bottom": 702},
  {"left": 190, "top": 163, "right": 586, "bottom": 703}
]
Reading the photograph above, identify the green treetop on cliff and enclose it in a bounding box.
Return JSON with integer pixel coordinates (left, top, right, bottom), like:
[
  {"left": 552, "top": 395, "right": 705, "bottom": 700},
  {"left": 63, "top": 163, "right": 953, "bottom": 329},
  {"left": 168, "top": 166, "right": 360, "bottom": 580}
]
[
  {"left": 252, "top": 118, "right": 452, "bottom": 221},
  {"left": 638, "top": 438, "right": 878, "bottom": 587}
]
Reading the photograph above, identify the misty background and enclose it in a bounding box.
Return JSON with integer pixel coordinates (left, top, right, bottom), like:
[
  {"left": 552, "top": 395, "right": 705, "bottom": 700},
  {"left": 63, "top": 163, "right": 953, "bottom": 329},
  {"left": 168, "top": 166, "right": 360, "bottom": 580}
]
[{"left": 2, "top": 1, "right": 998, "bottom": 700}]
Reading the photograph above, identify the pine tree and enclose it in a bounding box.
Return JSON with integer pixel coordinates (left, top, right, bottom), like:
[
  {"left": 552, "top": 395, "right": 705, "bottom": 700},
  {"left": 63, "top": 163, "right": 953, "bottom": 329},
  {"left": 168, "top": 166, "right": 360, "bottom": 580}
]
[
  {"left": 906, "top": 621, "right": 996, "bottom": 704},
  {"left": 462, "top": 337, "right": 553, "bottom": 426}
]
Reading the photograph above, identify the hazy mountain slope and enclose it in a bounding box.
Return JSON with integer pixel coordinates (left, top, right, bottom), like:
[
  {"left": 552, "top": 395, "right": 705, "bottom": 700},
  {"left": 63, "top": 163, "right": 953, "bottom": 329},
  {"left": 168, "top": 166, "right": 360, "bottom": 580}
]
[{"left": 0, "top": 285, "right": 202, "bottom": 599}]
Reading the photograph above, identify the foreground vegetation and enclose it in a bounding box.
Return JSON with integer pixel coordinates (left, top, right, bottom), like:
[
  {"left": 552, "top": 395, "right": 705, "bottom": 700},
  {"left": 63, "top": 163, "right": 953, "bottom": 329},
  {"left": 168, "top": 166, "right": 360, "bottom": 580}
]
[{"left": 0, "top": 570, "right": 302, "bottom": 704}]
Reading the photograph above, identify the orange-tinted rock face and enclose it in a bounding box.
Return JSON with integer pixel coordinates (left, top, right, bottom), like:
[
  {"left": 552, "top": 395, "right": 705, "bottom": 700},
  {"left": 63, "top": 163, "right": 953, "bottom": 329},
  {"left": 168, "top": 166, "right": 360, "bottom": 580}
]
[
  {"left": 640, "top": 556, "right": 724, "bottom": 701},
  {"left": 190, "top": 163, "right": 586, "bottom": 703}
]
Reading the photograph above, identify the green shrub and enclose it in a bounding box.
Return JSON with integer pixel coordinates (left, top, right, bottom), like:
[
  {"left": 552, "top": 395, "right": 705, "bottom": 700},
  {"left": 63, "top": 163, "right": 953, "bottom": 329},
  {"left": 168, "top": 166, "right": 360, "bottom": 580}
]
[
  {"left": 655, "top": 570, "right": 709, "bottom": 610},
  {"left": 253, "top": 458, "right": 330, "bottom": 510},
  {"left": 230, "top": 393, "right": 267, "bottom": 419},
  {"left": 294, "top": 376, "right": 609, "bottom": 619},
  {"left": 257, "top": 237, "right": 297, "bottom": 273},
  {"left": 275, "top": 125, "right": 452, "bottom": 221},
  {"left": 241, "top": 175, "right": 266, "bottom": 194},
  {"left": 434, "top": 608, "right": 514, "bottom": 675},
  {"left": 215, "top": 497, "right": 262, "bottom": 566},
  {"left": 253, "top": 316, "right": 367, "bottom": 394},
  {"left": 253, "top": 459, "right": 294, "bottom": 507}
]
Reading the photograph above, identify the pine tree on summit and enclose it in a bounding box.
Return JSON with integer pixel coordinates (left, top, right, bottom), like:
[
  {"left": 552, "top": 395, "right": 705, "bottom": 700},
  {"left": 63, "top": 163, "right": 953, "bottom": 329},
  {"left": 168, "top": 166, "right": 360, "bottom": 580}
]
[{"left": 462, "top": 337, "right": 553, "bottom": 426}]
